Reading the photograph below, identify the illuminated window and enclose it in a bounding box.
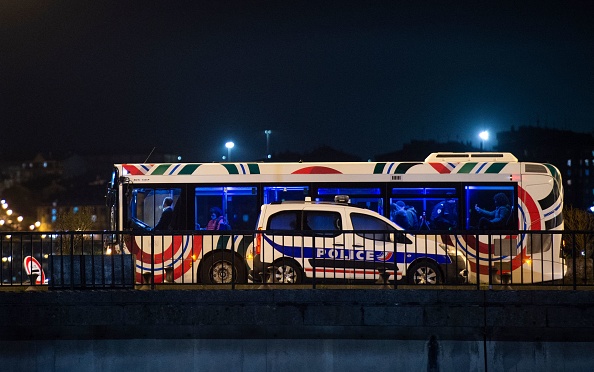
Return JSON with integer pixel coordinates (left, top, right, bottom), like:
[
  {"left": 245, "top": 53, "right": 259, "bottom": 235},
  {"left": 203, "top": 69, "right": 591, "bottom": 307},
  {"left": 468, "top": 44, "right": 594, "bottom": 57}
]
[{"left": 567, "top": 159, "right": 572, "bottom": 166}]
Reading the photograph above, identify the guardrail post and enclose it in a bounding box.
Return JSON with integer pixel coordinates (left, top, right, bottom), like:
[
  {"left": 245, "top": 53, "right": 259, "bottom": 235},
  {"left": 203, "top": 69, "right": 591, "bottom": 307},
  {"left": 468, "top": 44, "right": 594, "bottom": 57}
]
[
  {"left": 375, "top": 268, "right": 392, "bottom": 289},
  {"left": 26, "top": 273, "right": 40, "bottom": 291},
  {"left": 488, "top": 233, "right": 493, "bottom": 289},
  {"left": 140, "top": 272, "right": 152, "bottom": 290},
  {"left": 500, "top": 272, "right": 512, "bottom": 290},
  {"left": 164, "top": 267, "right": 174, "bottom": 283},
  {"left": 572, "top": 235, "right": 578, "bottom": 290}
]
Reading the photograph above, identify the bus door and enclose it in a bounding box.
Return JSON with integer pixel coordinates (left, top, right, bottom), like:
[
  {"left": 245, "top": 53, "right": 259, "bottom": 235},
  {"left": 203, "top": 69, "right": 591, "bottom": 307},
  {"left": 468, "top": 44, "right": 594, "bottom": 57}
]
[
  {"left": 464, "top": 184, "right": 518, "bottom": 275},
  {"left": 126, "top": 187, "right": 182, "bottom": 230}
]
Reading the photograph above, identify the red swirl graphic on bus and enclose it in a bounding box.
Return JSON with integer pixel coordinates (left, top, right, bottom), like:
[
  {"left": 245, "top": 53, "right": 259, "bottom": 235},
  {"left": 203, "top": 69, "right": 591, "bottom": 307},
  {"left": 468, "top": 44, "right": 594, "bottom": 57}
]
[
  {"left": 125, "top": 235, "right": 203, "bottom": 283},
  {"left": 292, "top": 166, "right": 342, "bottom": 174}
]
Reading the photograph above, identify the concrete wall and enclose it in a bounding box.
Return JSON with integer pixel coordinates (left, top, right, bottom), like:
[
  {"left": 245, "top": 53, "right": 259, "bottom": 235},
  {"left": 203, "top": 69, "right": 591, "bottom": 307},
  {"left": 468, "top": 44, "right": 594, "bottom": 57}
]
[{"left": 1, "top": 289, "right": 593, "bottom": 370}]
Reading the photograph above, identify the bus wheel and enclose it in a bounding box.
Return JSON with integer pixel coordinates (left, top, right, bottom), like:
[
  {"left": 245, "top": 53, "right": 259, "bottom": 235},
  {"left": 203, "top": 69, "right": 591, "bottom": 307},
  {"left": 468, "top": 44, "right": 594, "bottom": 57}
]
[
  {"left": 407, "top": 260, "right": 442, "bottom": 285},
  {"left": 200, "top": 251, "right": 247, "bottom": 284},
  {"left": 271, "top": 259, "right": 303, "bottom": 284}
]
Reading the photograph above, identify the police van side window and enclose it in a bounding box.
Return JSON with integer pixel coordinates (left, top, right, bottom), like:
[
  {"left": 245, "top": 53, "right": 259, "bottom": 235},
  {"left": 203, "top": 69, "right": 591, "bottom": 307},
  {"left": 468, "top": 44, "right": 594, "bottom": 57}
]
[
  {"left": 303, "top": 211, "right": 342, "bottom": 237},
  {"left": 268, "top": 211, "right": 300, "bottom": 230},
  {"left": 350, "top": 213, "right": 393, "bottom": 242},
  {"left": 350, "top": 212, "right": 411, "bottom": 244}
]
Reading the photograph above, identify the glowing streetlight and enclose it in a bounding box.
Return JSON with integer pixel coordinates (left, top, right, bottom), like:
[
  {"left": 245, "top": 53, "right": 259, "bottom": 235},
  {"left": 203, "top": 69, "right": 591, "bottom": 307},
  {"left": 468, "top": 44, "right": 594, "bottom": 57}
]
[
  {"left": 225, "top": 141, "right": 235, "bottom": 161},
  {"left": 264, "top": 130, "right": 272, "bottom": 160},
  {"left": 479, "top": 130, "right": 489, "bottom": 151}
]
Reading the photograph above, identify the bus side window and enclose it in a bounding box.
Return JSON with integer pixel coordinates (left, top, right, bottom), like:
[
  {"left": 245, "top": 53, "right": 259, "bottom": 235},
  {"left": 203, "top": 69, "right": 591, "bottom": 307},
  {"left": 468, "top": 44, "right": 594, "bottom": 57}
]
[{"left": 465, "top": 185, "right": 515, "bottom": 230}]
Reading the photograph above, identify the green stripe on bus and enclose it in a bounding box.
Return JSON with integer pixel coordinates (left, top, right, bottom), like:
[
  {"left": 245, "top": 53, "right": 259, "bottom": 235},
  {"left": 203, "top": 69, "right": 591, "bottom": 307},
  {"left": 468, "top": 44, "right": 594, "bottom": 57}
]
[
  {"left": 373, "top": 163, "right": 386, "bottom": 174},
  {"left": 152, "top": 164, "right": 171, "bottom": 175},
  {"left": 485, "top": 163, "right": 506, "bottom": 173},
  {"left": 395, "top": 163, "right": 420, "bottom": 174},
  {"left": 458, "top": 163, "right": 477, "bottom": 173},
  {"left": 545, "top": 164, "right": 562, "bottom": 185},
  {"left": 223, "top": 164, "right": 239, "bottom": 174},
  {"left": 216, "top": 235, "right": 231, "bottom": 250},
  {"left": 178, "top": 164, "right": 201, "bottom": 175},
  {"left": 248, "top": 164, "right": 260, "bottom": 174}
]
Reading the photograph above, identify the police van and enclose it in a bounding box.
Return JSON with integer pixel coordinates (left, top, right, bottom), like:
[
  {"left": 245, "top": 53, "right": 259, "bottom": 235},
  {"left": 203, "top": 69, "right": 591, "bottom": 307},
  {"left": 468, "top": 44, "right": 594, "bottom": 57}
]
[{"left": 250, "top": 196, "right": 468, "bottom": 285}]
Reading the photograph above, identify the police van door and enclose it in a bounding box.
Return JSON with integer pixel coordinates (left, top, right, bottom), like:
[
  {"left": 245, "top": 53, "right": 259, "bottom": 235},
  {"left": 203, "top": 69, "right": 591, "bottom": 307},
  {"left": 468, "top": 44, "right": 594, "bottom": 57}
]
[
  {"left": 302, "top": 208, "right": 350, "bottom": 280},
  {"left": 348, "top": 212, "right": 398, "bottom": 281}
]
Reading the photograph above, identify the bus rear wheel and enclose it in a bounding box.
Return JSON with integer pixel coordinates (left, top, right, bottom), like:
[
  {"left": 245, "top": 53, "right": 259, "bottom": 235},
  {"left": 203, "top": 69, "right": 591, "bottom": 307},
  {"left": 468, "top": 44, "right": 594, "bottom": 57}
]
[{"left": 200, "top": 251, "right": 247, "bottom": 284}]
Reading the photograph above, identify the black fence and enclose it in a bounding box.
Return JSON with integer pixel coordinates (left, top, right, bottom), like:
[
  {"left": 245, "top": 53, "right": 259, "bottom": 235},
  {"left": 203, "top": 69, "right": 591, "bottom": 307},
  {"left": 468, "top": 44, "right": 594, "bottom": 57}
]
[{"left": 0, "top": 230, "right": 592, "bottom": 289}]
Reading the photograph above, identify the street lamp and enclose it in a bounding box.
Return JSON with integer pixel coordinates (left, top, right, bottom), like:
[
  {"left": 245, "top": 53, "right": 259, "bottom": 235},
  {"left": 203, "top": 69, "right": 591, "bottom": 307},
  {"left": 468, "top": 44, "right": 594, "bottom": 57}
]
[
  {"left": 225, "top": 141, "right": 235, "bottom": 161},
  {"left": 479, "top": 131, "right": 489, "bottom": 151},
  {"left": 264, "top": 130, "right": 272, "bottom": 160}
]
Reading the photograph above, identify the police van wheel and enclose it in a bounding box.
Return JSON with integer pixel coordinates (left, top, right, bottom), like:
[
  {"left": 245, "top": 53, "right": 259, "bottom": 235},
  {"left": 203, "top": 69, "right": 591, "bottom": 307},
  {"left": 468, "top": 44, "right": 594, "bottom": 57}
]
[
  {"left": 200, "top": 251, "right": 247, "bottom": 284},
  {"left": 407, "top": 260, "right": 443, "bottom": 285},
  {"left": 271, "top": 259, "right": 303, "bottom": 284}
]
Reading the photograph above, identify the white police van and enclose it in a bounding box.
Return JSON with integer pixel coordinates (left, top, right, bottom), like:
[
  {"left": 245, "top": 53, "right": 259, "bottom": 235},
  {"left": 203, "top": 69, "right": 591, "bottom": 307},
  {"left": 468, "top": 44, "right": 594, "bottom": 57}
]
[{"left": 250, "top": 196, "right": 468, "bottom": 285}]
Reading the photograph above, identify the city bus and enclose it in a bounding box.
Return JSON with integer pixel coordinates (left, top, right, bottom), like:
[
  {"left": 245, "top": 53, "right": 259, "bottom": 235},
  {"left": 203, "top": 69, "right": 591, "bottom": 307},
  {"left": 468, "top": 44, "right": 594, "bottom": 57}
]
[{"left": 105, "top": 152, "right": 565, "bottom": 285}]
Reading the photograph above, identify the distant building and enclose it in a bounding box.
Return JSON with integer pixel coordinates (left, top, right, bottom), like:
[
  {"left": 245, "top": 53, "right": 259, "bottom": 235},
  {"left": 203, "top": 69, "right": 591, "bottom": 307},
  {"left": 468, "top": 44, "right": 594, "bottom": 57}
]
[{"left": 2, "top": 151, "right": 178, "bottom": 231}]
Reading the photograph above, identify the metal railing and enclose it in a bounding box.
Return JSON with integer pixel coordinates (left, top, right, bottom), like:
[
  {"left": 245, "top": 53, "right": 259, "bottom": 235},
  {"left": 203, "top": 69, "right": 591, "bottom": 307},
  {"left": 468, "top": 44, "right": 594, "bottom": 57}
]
[{"left": 1, "top": 230, "right": 592, "bottom": 290}]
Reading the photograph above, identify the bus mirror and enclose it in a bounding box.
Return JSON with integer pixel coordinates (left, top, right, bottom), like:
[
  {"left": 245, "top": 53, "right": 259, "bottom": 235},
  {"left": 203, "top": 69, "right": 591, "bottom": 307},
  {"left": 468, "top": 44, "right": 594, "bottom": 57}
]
[{"left": 106, "top": 189, "right": 116, "bottom": 207}]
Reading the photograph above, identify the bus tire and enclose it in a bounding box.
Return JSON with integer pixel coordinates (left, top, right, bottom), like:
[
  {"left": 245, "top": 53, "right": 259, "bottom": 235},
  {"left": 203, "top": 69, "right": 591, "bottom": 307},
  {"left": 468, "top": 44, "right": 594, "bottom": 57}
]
[
  {"left": 407, "top": 260, "right": 443, "bottom": 285},
  {"left": 271, "top": 258, "right": 303, "bottom": 284},
  {"left": 199, "top": 250, "right": 247, "bottom": 284}
]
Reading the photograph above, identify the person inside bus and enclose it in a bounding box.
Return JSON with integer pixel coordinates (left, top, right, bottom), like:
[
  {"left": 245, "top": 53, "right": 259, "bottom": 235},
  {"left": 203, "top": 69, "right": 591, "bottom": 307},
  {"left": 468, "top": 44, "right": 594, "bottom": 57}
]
[
  {"left": 475, "top": 192, "right": 511, "bottom": 229},
  {"left": 390, "top": 201, "right": 418, "bottom": 230},
  {"left": 430, "top": 195, "right": 458, "bottom": 230},
  {"left": 206, "top": 207, "right": 229, "bottom": 230},
  {"left": 154, "top": 197, "right": 174, "bottom": 230}
]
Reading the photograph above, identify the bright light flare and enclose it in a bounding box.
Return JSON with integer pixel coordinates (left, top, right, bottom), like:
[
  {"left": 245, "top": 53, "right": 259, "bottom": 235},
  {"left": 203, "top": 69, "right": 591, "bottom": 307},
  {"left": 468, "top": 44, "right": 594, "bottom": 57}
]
[{"left": 479, "top": 130, "right": 489, "bottom": 141}]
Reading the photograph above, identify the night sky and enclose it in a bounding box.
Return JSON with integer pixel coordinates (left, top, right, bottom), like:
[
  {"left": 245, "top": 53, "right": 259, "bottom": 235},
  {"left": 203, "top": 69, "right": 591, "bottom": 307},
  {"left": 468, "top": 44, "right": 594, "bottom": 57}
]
[{"left": 2, "top": 1, "right": 593, "bottom": 162}]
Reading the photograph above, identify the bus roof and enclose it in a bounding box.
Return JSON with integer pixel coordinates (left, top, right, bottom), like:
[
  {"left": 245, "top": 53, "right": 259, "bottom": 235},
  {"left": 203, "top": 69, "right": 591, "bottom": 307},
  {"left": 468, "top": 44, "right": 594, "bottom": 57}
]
[{"left": 425, "top": 152, "right": 518, "bottom": 162}]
